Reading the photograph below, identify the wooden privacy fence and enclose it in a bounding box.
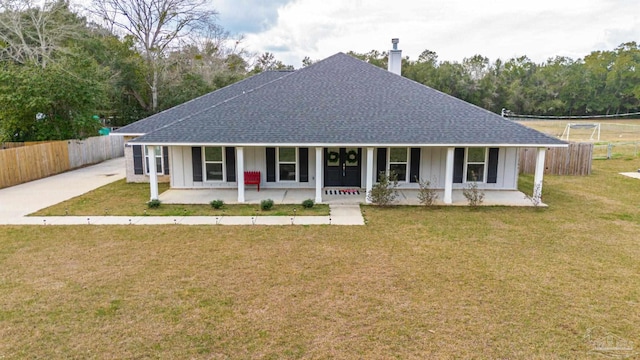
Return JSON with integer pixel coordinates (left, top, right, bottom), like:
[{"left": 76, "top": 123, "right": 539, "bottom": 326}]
[
  {"left": 519, "top": 142, "right": 593, "bottom": 176},
  {"left": 1, "top": 142, "right": 25, "bottom": 149},
  {"left": 0, "top": 141, "right": 59, "bottom": 149},
  {"left": 68, "top": 136, "right": 124, "bottom": 169},
  {"left": 0, "top": 136, "right": 124, "bottom": 189}
]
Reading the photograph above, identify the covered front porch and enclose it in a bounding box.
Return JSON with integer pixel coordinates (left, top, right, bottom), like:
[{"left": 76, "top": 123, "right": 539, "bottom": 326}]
[
  {"left": 145, "top": 146, "right": 549, "bottom": 206},
  {"left": 158, "top": 188, "right": 540, "bottom": 206}
]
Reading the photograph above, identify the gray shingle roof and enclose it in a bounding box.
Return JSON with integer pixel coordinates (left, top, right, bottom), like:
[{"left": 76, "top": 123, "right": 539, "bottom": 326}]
[
  {"left": 113, "top": 70, "right": 292, "bottom": 135},
  {"left": 129, "top": 53, "right": 566, "bottom": 146}
]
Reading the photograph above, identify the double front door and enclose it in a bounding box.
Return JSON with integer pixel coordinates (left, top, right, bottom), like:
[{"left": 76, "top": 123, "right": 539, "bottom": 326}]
[{"left": 324, "top": 147, "right": 361, "bottom": 187}]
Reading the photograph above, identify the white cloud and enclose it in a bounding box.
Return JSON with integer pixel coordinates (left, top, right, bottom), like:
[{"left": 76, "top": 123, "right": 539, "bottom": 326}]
[
  {"left": 70, "top": 0, "right": 638, "bottom": 66},
  {"left": 238, "top": 0, "right": 639, "bottom": 67}
]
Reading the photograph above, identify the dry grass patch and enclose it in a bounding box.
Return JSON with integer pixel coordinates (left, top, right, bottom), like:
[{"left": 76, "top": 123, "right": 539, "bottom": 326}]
[
  {"left": 30, "top": 179, "right": 329, "bottom": 216},
  {"left": 1, "top": 158, "right": 640, "bottom": 358},
  {"left": 517, "top": 119, "right": 640, "bottom": 142}
]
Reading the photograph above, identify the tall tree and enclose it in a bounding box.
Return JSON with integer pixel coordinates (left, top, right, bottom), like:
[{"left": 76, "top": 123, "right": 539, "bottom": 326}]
[
  {"left": 80, "top": 30, "right": 150, "bottom": 125},
  {"left": 346, "top": 50, "right": 387, "bottom": 69},
  {"left": 0, "top": 0, "right": 82, "bottom": 68},
  {"left": 251, "top": 51, "right": 293, "bottom": 72},
  {"left": 608, "top": 42, "right": 640, "bottom": 113},
  {"left": 301, "top": 56, "right": 314, "bottom": 67},
  {"left": 403, "top": 49, "right": 439, "bottom": 88},
  {"left": 0, "top": 54, "right": 108, "bottom": 141},
  {"left": 90, "top": 0, "right": 218, "bottom": 112}
]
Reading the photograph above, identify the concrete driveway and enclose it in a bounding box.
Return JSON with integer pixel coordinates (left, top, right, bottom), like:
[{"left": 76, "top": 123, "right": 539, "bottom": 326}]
[
  {"left": 0, "top": 157, "right": 125, "bottom": 220},
  {"left": 0, "top": 157, "right": 365, "bottom": 226}
]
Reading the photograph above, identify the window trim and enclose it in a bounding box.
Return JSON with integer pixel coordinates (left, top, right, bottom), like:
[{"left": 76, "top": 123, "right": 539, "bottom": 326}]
[
  {"left": 387, "top": 147, "right": 409, "bottom": 183},
  {"left": 277, "top": 147, "right": 298, "bottom": 182},
  {"left": 203, "top": 146, "right": 225, "bottom": 182},
  {"left": 464, "top": 147, "right": 488, "bottom": 183},
  {"left": 144, "top": 146, "right": 164, "bottom": 175}
]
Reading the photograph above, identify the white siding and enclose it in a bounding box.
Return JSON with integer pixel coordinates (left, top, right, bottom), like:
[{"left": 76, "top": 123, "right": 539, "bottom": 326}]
[
  {"left": 309, "top": 150, "right": 318, "bottom": 185},
  {"left": 169, "top": 146, "right": 188, "bottom": 188},
  {"left": 167, "top": 145, "right": 520, "bottom": 190},
  {"left": 360, "top": 152, "right": 366, "bottom": 187},
  {"left": 374, "top": 146, "right": 519, "bottom": 190},
  {"left": 420, "top": 147, "right": 447, "bottom": 188},
  {"left": 170, "top": 146, "right": 316, "bottom": 189},
  {"left": 501, "top": 148, "right": 519, "bottom": 189}
]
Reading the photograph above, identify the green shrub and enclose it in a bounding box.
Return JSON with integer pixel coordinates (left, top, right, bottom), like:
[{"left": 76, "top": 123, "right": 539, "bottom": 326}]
[
  {"left": 367, "top": 171, "right": 398, "bottom": 206},
  {"left": 301, "top": 199, "right": 314, "bottom": 208},
  {"left": 147, "top": 199, "right": 161, "bottom": 208},
  {"left": 260, "top": 199, "right": 274, "bottom": 211},
  {"left": 462, "top": 181, "right": 485, "bottom": 207},
  {"left": 210, "top": 199, "right": 224, "bottom": 209},
  {"left": 416, "top": 177, "right": 438, "bottom": 206}
]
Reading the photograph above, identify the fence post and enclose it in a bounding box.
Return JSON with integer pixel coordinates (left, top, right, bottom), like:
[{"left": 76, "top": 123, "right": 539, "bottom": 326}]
[{"left": 607, "top": 143, "right": 612, "bottom": 159}]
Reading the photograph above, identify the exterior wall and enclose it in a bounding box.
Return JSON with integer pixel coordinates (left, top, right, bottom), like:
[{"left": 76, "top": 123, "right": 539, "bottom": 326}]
[
  {"left": 360, "top": 163, "right": 366, "bottom": 188},
  {"left": 374, "top": 147, "right": 519, "bottom": 190},
  {"left": 123, "top": 136, "right": 170, "bottom": 183},
  {"left": 419, "top": 147, "right": 447, "bottom": 188},
  {"left": 500, "top": 147, "right": 519, "bottom": 190},
  {"left": 171, "top": 146, "right": 317, "bottom": 189},
  {"left": 168, "top": 145, "right": 519, "bottom": 190}
]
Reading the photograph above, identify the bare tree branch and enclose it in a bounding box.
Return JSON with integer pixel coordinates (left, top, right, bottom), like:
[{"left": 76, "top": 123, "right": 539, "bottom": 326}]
[
  {"left": 89, "top": 0, "right": 218, "bottom": 111},
  {"left": 0, "top": 0, "right": 81, "bottom": 68}
]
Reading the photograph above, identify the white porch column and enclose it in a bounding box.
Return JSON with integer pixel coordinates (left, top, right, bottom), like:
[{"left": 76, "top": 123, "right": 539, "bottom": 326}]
[
  {"left": 315, "top": 147, "right": 323, "bottom": 203},
  {"left": 148, "top": 145, "right": 159, "bottom": 200},
  {"left": 237, "top": 147, "right": 245, "bottom": 203},
  {"left": 365, "top": 147, "right": 374, "bottom": 204},
  {"left": 533, "top": 147, "right": 546, "bottom": 199},
  {"left": 444, "top": 147, "right": 454, "bottom": 204}
]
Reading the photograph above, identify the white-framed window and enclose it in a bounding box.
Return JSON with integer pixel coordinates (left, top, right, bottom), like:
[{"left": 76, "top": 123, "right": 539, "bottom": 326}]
[
  {"left": 204, "top": 146, "right": 224, "bottom": 181},
  {"left": 465, "top": 147, "right": 487, "bottom": 182},
  {"left": 278, "top": 147, "right": 297, "bottom": 181},
  {"left": 144, "top": 146, "right": 164, "bottom": 174},
  {"left": 388, "top": 147, "right": 408, "bottom": 182}
]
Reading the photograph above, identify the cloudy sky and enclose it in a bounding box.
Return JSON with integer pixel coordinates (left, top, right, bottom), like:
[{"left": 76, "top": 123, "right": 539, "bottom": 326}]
[{"left": 214, "top": 0, "right": 639, "bottom": 67}]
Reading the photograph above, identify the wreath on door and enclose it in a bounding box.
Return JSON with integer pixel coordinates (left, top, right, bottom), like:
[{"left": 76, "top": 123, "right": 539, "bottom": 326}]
[
  {"left": 346, "top": 150, "right": 358, "bottom": 163},
  {"left": 328, "top": 151, "right": 339, "bottom": 163}
]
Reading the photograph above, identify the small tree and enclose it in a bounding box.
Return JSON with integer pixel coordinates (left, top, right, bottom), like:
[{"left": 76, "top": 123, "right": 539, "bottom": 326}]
[
  {"left": 462, "top": 181, "right": 485, "bottom": 207},
  {"left": 367, "top": 171, "right": 398, "bottom": 206},
  {"left": 416, "top": 177, "right": 438, "bottom": 206}
]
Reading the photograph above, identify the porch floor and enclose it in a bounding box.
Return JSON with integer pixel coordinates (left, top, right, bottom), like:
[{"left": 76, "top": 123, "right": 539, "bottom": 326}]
[{"left": 159, "top": 188, "right": 540, "bottom": 206}]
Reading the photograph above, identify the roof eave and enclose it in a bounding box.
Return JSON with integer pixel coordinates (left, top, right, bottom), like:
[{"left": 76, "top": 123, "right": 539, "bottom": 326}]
[
  {"left": 127, "top": 141, "right": 568, "bottom": 148},
  {"left": 111, "top": 132, "right": 145, "bottom": 137}
]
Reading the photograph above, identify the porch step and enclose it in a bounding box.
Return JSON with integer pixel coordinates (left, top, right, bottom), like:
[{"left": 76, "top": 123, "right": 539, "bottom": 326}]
[{"left": 325, "top": 189, "right": 361, "bottom": 196}]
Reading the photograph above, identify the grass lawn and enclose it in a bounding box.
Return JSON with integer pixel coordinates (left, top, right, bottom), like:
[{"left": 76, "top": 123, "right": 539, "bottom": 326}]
[
  {"left": 517, "top": 119, "right": 640, "bottom": 142},
  {"left": 30, "top": 179, "right": 329, "bottom": 216},
  {"left": 2, "top": 157, "right": 640, "bottom": 358}
]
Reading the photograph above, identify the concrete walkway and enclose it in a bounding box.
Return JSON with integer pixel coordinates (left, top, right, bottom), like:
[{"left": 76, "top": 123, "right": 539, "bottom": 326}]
[
  {"left": 0, "top": 157, "right": 126, "bottom": 219},
  {"left": 620, "top": 172, "right": 640, "bottom": 180},
  {"left": 0, "top": 158, "right": 365, "bottom": 226},
  {"left": 4, "top": 204, "right": 364, "bottom": 226}
]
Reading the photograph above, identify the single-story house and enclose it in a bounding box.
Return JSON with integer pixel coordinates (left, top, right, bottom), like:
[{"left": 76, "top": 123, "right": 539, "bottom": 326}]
[{"left": 112, "top": 39, "right": 566, "bottom": 204}]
